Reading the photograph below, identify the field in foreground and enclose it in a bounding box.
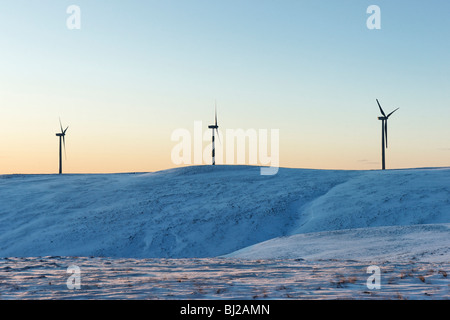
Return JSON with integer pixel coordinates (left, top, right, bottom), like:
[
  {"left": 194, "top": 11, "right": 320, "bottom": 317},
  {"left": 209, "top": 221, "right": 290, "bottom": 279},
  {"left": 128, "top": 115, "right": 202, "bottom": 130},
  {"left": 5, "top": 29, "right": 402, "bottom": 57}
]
[{"left": 1, "top": 256, "right": 448, "bottom": 300}]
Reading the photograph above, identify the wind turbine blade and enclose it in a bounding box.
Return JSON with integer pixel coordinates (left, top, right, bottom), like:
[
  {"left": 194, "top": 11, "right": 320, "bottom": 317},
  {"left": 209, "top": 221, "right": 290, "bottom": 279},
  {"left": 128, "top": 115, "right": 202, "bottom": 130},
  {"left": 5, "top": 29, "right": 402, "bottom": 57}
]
[
  {"left": 385, "top": 121, "right": 388, "bottom": 149},
  {"left": 387, "top": 108, "right": 399, "bottom": 118},
  {"left": 59, "top": 118, "right": 64, "bottom": 133},
  {"left": 376, "top": 99, "right": 386, "bottom": 117},
  {"left": 63, "top": 126, "right": 69, "bottom": 134},
  {"left": 62, "top": 135, "right": 67, "bottom": 160},
  {"left": 215, "top": 128, "right": 221, "bottom": 144},
  {"left": 215, "top": 101, "right": 217, "bottom": 127}
]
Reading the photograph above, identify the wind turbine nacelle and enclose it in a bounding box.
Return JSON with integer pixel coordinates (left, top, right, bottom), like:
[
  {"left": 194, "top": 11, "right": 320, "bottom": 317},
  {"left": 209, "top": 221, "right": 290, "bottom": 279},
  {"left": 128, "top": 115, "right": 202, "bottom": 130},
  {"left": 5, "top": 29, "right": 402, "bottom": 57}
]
[
  {"left": 208, "top": 125, "right": 218, "bottom": 129},
  {"left": 378, "top": 117, "right": 387, "bottom": 120},
  {"left": 56, "top": 133, "right": 64, "bottom": 136}
]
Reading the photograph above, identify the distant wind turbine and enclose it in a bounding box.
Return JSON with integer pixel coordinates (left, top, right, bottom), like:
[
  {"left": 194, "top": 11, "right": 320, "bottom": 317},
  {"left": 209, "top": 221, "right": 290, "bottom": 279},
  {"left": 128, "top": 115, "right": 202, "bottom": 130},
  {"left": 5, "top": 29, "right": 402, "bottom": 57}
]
[
  {"left": 56, "top": 118, "right": 69, "bottom": 174},
  {"left": 376, "top": 99, "right": 399, "bottom": 170},
  {"left": 208, "top": 102, "right": 220, "bottom": 165}
]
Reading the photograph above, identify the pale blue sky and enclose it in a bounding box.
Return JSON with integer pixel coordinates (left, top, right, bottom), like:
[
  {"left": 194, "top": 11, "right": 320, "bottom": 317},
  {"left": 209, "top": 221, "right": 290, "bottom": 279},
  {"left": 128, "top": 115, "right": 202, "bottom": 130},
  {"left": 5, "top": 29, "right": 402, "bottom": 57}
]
[{"left": 0, "top": 1, "right": 449, "bottom": 173}]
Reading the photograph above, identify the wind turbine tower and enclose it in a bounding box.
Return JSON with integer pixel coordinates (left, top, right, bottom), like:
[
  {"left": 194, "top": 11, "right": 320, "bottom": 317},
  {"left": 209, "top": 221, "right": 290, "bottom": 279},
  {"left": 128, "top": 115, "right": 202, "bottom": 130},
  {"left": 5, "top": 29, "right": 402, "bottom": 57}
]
[
  {"left": 376, "top": 99, "right": 399, "bottom": 170},
  {"left": 208, "top": 103, "right": 220, "bottom": 165},
  {"left": 56, "top": 119, "right": 69, "bottom": 174}
]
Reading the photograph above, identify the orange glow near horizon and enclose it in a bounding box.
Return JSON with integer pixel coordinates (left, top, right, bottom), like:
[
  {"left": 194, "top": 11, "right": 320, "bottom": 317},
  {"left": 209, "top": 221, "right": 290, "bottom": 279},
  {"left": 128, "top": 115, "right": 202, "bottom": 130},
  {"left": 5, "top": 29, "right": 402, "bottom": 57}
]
[
  {"left": 1, "top": 128, "right": 449, "bottom": 174},
  {"left": 0, "top": 2, "right": 449, "bottom": 174}
]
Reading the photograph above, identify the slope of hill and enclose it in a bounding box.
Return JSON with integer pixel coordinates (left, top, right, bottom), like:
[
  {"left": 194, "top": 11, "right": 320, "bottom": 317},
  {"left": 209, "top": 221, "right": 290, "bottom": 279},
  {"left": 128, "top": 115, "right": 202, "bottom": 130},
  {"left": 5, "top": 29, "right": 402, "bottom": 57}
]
[{"left": 0, "top": 166, "right": 448, "bottom": 262}]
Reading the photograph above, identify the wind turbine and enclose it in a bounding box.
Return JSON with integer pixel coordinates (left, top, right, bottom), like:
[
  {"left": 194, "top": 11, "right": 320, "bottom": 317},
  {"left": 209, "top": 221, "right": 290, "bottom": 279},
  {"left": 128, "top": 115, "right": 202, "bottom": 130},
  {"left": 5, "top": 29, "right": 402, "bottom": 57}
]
[
  {"left": 56, "top": 119, "right": 69, "bottom": 174},
  {"left": 376, "top": 99, "right": 399, "bottom": 170},
  {"left": 208, "top": 102, "right": 220, "bottom": 165}
]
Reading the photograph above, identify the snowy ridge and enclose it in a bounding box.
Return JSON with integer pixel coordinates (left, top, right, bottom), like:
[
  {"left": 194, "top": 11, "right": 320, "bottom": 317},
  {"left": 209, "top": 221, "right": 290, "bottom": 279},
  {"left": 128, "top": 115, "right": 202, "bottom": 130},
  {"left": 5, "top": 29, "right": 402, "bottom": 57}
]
[{"left": 0, "top": 165, "right": 449, "bottom": 262}]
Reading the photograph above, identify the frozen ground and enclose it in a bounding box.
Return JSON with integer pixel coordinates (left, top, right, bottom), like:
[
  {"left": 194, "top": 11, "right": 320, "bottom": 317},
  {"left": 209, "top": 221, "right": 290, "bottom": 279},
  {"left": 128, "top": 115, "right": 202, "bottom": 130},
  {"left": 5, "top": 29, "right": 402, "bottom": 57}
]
[
  {"left": 0, "top": 165, "right": 449, "bottom": 299},
  {"left": 0, "top": 256, "right": 448, "bottom": 300}
]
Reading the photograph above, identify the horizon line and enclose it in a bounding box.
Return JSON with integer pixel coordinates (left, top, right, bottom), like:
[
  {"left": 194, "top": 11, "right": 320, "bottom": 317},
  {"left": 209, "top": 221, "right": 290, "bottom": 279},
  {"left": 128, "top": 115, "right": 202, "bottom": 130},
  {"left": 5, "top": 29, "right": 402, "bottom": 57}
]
[{"left": 1, "top": 164, "right": 449, "bottom": 176}]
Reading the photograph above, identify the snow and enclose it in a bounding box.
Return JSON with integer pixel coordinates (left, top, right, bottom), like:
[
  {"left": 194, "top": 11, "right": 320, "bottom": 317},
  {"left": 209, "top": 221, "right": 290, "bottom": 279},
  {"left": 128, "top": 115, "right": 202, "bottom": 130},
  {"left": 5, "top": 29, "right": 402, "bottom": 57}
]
[
  {"left": 1, "top": 165, "right": 448, "bottom": 261},
  {"left": 0, "top": 165, "right": 449, "bottom": 299},
  {"left": 225, "top": 224, "right": 450, "bottom": 262},
  {"left": 1, "top": 256, "right": 448, "bottom": 300},
  {"left": 0, "top": 166, "right": 358, "bottom": 258}
]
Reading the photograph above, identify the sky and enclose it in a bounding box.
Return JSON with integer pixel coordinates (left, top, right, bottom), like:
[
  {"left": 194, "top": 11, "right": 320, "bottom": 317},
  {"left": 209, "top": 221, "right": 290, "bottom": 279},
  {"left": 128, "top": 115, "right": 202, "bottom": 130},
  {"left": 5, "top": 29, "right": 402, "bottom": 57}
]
[{"left": 0, "top": 0, "right": 449, "bottom": 174}]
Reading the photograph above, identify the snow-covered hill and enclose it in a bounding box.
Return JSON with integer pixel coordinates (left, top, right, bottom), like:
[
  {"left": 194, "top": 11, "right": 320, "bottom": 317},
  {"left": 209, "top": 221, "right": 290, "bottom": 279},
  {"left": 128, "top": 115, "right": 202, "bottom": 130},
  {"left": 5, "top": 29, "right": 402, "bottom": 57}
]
[{"left": 0, "top": 166, "right": 449, "bottom": 262}]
